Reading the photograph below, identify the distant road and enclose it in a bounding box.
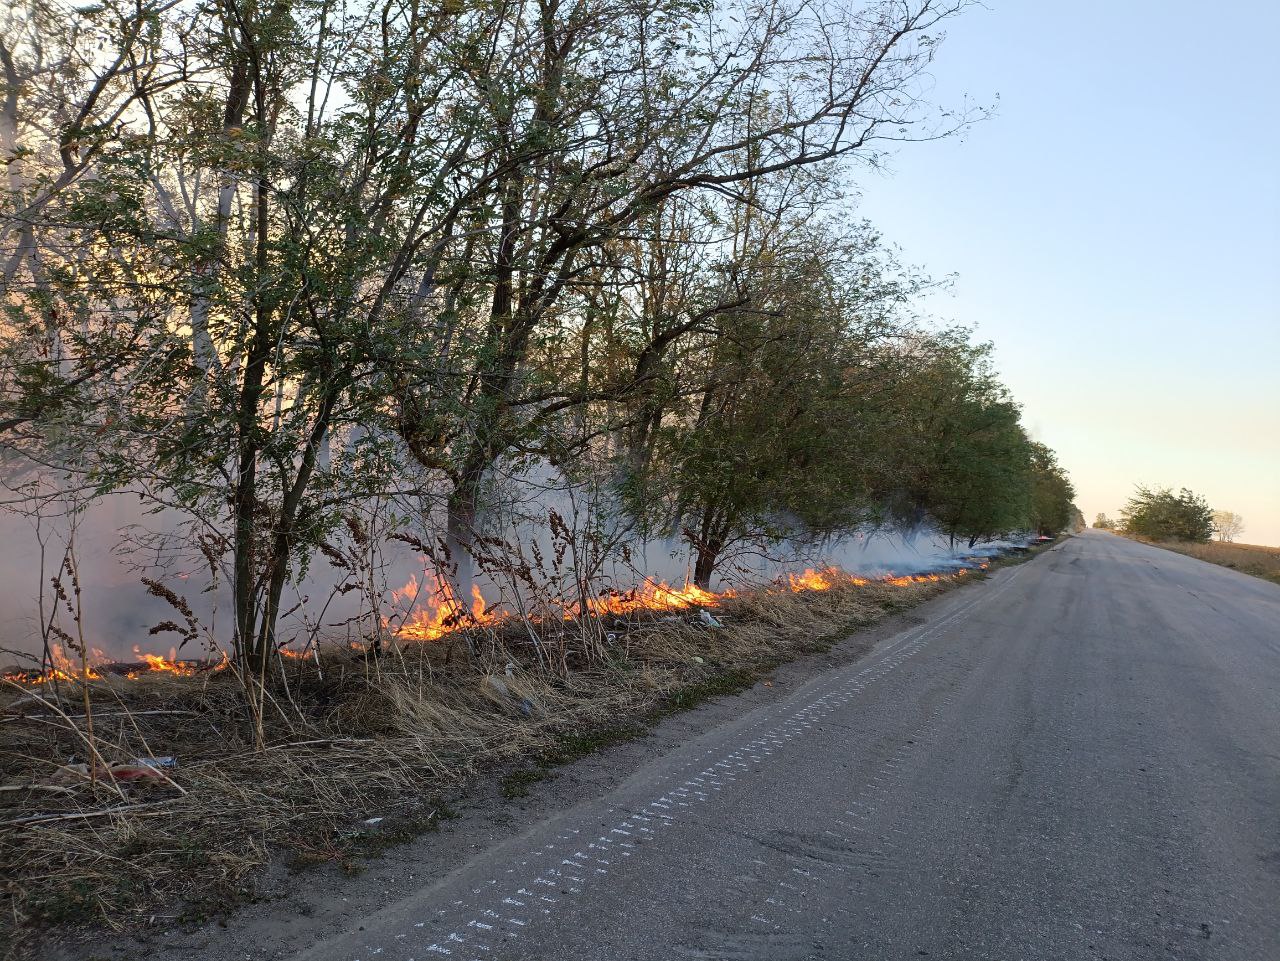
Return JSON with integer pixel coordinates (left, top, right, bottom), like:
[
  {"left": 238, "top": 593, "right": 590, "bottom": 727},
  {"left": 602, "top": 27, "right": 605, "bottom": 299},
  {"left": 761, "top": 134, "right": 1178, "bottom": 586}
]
[{"left": 296, "top": 530, "right": 1280, "bottom": 961}]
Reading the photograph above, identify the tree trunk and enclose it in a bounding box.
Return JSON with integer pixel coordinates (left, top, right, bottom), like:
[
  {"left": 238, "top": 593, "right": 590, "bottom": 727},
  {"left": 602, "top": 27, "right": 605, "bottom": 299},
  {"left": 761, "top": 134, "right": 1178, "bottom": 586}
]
[
  {"left": 233, "top": 42, "right": 275, "bottom": 674},
  {"left": 253, "top": 384, "right": 337, "bottom": 665},
  {"left": 692, "top": 540, "right": 721, "bottom": 590},
  {"left": 443, "top": 480, "right": 479, "bottom": 607}
]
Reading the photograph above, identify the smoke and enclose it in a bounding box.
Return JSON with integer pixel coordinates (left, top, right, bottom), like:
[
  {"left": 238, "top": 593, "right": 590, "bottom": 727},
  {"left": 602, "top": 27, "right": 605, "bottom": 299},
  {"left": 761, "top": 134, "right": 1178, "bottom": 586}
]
[{"left": 0, "top": 463, "right": 1032, "bottom": 666}]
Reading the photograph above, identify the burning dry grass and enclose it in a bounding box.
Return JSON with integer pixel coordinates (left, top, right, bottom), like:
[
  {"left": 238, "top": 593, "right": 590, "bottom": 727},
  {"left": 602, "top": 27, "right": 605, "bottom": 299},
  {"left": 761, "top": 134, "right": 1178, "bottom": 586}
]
[
  {"left": 1132, "top": 537, "right": 1280, "bottom": 586},
  {"left": 0, "top": 571, "right": 960, "bottom": 956}
]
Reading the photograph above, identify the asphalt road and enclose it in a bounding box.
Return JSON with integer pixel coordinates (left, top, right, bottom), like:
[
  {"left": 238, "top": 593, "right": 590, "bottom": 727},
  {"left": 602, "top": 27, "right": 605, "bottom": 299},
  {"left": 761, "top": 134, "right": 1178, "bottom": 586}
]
[{"left": 294, "top": 531, "right": 1280, "bottom": 961}]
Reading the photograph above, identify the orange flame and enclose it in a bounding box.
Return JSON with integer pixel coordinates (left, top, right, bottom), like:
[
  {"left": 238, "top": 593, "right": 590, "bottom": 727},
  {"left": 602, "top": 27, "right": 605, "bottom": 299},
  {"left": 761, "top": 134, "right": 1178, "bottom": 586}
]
[
  {"left": 2, "top": 562, "right": 971, "bottom": 685},
  {"left": 382, "top": 564, "right": 961, "bottom": 644},
  {"left": 1, "top": 643, "right": 106, "bottom": 686},
  {"left": 785, "top": 567, "right": 948, "bottom": 592},
  {"left": 580, "top": 579, "right": 734, "bottom": 618},
  {"left": 786, "top": 568, "right": 870, "bottom": 592},
  {"left": 388, "top": 571, "right": 497, "bottom": 642},
  {"left": 130, "top": 645, "right": 197, "bottom": 677}
]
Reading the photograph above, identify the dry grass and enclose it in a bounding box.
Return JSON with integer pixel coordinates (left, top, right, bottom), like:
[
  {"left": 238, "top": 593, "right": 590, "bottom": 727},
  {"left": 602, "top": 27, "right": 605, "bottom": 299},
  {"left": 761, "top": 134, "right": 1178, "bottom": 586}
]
[
  {"left": 1135, "top": 538, "right": 1280, "bottom": 586},
  {"left": 0, "top": 574, "right": 954, "bottom": 957}
]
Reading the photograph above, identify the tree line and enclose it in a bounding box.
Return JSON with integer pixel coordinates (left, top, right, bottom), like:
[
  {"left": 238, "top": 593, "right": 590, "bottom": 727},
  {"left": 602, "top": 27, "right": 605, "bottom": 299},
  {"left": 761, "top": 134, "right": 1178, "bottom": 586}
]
[{"left": 0, "top": 0, "right": 1074, "bottom": 672}]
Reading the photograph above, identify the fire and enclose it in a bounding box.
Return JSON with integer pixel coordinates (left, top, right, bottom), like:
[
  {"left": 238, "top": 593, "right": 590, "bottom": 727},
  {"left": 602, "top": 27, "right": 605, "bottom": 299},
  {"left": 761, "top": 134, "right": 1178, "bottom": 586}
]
[
  {"left": 580, "top": 579, "right": 734, "bottom": 618},
  {"left": 388, "top": 571, "right": 497, "bottom": 642},
  {"left": 382, "top": 570, "right": 736, "bottom": 641},
  {"left": 786, "top": 568, "right": 869, "bottom": 592},
  {"left": 131, "top": 645, "right": 196, "bottom": 677},
  {"left": 2, "top": 562, "right": 974, "bottom": 685},
  {"left": 383, "top": 564, "right": 961, "bottom": 644},
  {"left": 784, "top": 567, "right": 948, "bottom": 592},
  {"left": 883, "top": 573, "right": 944, "bottom": 587},
  {"left": 0, "top": 643, "right": 230, "bottom": 686},
  {"left": 1, "top": 643, "right": 105, "bottom": 686}
]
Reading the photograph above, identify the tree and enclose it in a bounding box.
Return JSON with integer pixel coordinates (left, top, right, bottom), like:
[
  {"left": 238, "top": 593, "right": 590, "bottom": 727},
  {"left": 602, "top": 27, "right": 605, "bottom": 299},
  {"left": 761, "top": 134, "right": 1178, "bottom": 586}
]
[
  {"left": 1069, "top": 505, "right": 1086, "bottom": 532},
  {"left": 875, "top": 331, "right": 1051, "bottom": 544},
  {"left": 924, "top": 395, "right": 1033, "bottom": 546},
  {"left": 383, "top": 0, "right": 979, "bottom": 583},
  {"left": 2, "top": 0, "right": 475, "bottom": 671},
  {"left": 623, "top": 211, "right": 921, "bottom": 586},
  {"left": 1027, "top": 443, "right": 1075, "bottom": 536},
  {"left": 1094, "top": 513, "right": 1114, "bottom": 529},
  {"left": 1212, "top": 510, "right": 1244, "bottom": 543},
  {"left": 1121, "top": 486, "right": 1214, "bottom": 543}
]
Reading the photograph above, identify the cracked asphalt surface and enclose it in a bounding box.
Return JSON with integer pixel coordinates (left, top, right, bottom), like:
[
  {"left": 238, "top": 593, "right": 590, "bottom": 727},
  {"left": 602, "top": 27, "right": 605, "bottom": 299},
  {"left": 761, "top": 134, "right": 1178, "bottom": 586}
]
[{"left": 292, "top": 530, "right": 1280, "bottom": 961}]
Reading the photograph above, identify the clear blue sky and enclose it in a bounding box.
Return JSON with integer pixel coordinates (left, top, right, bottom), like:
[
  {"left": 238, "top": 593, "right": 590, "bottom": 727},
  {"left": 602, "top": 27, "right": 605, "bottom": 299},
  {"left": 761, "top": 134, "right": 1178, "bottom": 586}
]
[{"left": 854, "top": 1, "right": 1280, "bottom": 544}]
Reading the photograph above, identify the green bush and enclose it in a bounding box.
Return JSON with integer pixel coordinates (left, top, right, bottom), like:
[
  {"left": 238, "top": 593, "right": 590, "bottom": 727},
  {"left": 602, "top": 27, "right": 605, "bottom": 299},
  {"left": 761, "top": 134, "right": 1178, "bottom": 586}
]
[{"left": 1121, "top": 486, "right": 1214, "bottom": 542}]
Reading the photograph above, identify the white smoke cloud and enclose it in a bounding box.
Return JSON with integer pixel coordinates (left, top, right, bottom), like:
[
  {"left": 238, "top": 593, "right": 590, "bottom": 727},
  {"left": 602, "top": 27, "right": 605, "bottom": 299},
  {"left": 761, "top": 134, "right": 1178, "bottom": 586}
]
[{"left": 0, "top": 463, "right": 1032, "bottom": 665}]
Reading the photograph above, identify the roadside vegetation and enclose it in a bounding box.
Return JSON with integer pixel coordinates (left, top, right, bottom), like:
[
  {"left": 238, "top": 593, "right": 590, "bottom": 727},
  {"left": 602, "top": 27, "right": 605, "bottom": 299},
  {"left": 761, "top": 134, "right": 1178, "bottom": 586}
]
[
  {"left": 0, "top": 0, "right": 1079, "bottom": 952},
  {"left": 2, "top": 568, "right": 986, "bottom": 952},
  {"left": 1, "top": 0, "right": 1073, "bottom": 675}
]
